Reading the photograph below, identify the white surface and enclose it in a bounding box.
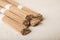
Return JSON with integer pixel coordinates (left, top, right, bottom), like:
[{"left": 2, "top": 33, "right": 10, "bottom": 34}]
[{"left": 0, "top": 0, "right": 60, "bottom": 40}]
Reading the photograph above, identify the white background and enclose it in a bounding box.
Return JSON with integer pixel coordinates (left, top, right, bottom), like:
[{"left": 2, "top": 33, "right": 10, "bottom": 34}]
[{"left": 0, "top": 0, "right": 60, "bottom": 40}]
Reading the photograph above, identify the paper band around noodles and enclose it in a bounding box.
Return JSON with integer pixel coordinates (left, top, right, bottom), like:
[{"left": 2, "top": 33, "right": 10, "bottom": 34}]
[
  {"left": 0, "top": 8, "right": 7, "bottom": 13},
  {"left": 4, "top": 4, "right": 12, "bottom": 9},
  {"left": 0, "top": 4, "right": 12, "bottom": 13},
  {"left": 18, "top": 5, "right": 23, "bottom": 9}
]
